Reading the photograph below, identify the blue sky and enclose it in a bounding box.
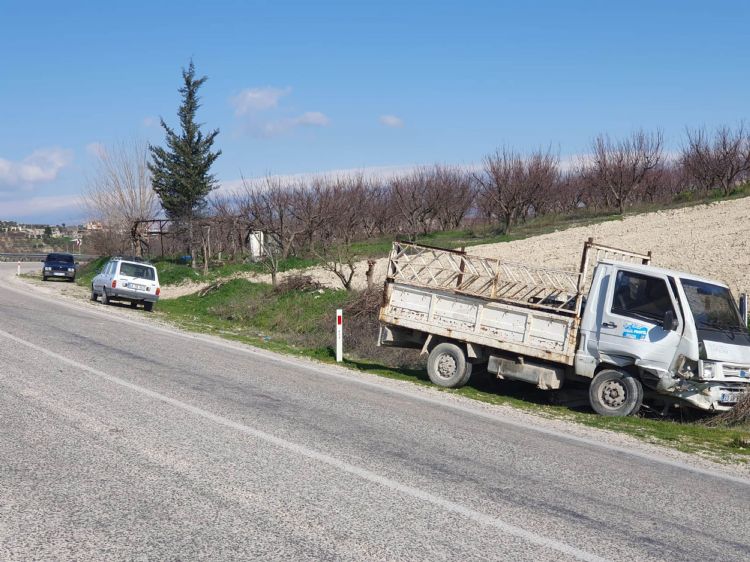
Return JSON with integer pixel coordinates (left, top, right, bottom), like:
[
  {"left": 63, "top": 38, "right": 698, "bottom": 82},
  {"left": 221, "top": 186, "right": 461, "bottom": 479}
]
[{"left": 1, "top": 0, "right": 749, "bottom": 223}]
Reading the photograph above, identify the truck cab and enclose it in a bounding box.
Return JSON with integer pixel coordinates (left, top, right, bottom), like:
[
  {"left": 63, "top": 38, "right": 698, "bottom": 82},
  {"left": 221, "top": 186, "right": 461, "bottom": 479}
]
[{"left": 577, "top": 260, "right": 750, "bottom": 413}]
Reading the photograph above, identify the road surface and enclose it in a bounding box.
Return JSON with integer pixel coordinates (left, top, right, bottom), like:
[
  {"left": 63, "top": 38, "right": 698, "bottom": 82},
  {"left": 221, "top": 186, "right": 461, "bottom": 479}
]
[{"left": 1, "top": 262, "right": 748, "bottom": 561}]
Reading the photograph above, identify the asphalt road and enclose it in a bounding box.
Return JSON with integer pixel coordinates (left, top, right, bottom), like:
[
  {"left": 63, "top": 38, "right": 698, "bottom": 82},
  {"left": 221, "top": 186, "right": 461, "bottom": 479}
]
[{"left": 1, "top": 263, "right": 748, "bottom": 561}]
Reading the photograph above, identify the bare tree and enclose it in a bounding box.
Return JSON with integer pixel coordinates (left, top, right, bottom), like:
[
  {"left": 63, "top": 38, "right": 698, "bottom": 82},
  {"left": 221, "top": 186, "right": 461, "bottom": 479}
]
[
  {"left": 477, "top": 148, "right": 558, "bottom": 233},
  {"left": 681, "top": 125, "right": 750, "bottom": 196},
  {"left": 239, "top": 176, "right": 307, "bottom": 286},
  {"left": 586, "top": 130, "right": 663, "bottom": 214},
  {"left": 83, "top": 140, "right": 161, "bottom": 256},
  {"left": 313, "top": 176, "right": 367, "bottom": 290},
  {"left": 389, "top": 169, "right": 439, "bottom": 240},
  {"left": 431, "top": 165, "right": 477, "bottom": 230},
  {"left": 521, "top": 149, "right": 560, "bottom": 219},
  {"left": 640, "top": 161, "right": 689, "bottom": 203}
]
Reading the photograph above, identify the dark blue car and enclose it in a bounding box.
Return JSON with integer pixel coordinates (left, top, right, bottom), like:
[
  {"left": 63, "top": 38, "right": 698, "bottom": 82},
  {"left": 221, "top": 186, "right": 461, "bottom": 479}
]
[{"left": 42, "top": 252, "right": 77, "bottom": 282}]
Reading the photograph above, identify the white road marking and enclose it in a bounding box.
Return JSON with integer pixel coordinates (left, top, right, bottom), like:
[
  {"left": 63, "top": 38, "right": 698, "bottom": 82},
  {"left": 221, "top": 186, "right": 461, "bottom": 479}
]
[
  {"left": 3, "top": 272, "right": 749, "bottom": 486},
  {"left": 0, "top": 327, "right": 607, "bottom": 562}
]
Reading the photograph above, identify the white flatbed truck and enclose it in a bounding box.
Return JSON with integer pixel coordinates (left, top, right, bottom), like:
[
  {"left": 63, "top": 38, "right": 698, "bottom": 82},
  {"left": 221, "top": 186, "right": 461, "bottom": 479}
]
[{"left": 378, "top": 239, "right": 750, "bottom": 416}]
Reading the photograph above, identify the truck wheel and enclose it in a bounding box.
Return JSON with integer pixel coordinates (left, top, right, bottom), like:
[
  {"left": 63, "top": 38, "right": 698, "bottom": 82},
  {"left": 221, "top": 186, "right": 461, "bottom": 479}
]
[
  {"left": 589, "top": 369, "right": 643, "bottom": 416},
  {"left": 459, "top": 363, "right": 473, "bottom": 386},
  {"left": 427, "top": 343, "right": 469, "bottom": 388}
]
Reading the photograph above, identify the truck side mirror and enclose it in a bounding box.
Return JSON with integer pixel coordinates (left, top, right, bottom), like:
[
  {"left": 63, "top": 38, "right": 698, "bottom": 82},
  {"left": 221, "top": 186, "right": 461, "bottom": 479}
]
[{"left": 662, "top": 310, "right": 678, "bottom": 331}]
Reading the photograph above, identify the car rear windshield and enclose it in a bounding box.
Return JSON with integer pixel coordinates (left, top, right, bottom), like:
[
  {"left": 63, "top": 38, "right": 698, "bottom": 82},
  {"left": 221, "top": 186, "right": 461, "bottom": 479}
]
[
  {"left": 119, "top": 262, "right": 156, "bottom": 280},
  {"left": 46, "top": 253, "right": 74, "bottom": 263}
]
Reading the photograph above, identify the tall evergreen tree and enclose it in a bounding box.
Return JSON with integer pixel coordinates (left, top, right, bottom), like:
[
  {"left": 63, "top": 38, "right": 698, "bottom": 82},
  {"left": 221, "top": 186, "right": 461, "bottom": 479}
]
[{"left": 149, "top": 60, "right": 221, "bottom": 266}]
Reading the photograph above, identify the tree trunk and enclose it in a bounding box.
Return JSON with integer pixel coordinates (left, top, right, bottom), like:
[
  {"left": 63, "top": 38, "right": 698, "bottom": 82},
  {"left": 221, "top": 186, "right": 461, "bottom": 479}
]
[
  {"left": 365, "top": 260, "right": 376, "bottom": 291},
  {"left": 189, "top": 219, "right": 197, "bottom": 270}
]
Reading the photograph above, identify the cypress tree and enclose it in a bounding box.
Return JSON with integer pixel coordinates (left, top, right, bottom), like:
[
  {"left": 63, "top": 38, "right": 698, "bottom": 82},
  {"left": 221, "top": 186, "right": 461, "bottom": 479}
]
[{"left": 149, "top": 60, "right": 221, "bottom": 266}]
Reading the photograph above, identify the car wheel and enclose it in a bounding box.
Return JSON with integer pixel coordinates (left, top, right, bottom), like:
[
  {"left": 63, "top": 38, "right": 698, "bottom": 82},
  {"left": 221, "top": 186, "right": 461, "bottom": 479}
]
[
  {"left": 130, "top": 301, "right": 138, "bottom": 308},
  {"left": 42, "top": 276, "right": 47, "bottom": 281},
  {"left": 426, "top": 342, "right": 469, "bottom": 388},
  {"left": 90, "top": 285, "right": 97, "bottom": 301},
  {"left": 69, "top": 276, "right": 75, "bottom": 283},
  {"left": 589, "top": 368, "right": 643, "bottom": 416},
  {"left": 144, "top": 301, "right": 154, "bottom": 312},
  {"left": 101, "top": 289, "right": 110, "bottom": 305}
]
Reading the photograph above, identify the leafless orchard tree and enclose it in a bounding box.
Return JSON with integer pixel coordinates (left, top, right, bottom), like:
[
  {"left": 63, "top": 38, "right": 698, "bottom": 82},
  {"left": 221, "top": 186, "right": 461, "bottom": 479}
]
[
  {"left": 430, "top": 165, "right": 477, "bottom": 230},
  {"left": 82, "top": 140, "right": 161, "bottom": 255},
  {"left": 521, "top": 150, "right": 560, "bottom": 219},
  {"left": 585, "top": 130, "right": 664, "bottom": 214},
  {"left": 359, "top": 180, "right": 394, "bottom": 237},
  {"left": 639, "top": 161, "right": 689, "bottom": 203},
  {"left": 476, "top": 148, "right": 524, "bottom": 234},
  {"left": 311, "top": 177, "right": 365, "bottom": 290},
  {"left": 238, "top": 176, "right": 309, "bottom": 286},
  {"left": 681, "top": 125, "right": 750, "bottom": 196},
  {"left": 476, "top": 148, "right": 559, "bottom": 233},
  {"left": 389, "top": 168, "right": 440, "bottom": 240}
]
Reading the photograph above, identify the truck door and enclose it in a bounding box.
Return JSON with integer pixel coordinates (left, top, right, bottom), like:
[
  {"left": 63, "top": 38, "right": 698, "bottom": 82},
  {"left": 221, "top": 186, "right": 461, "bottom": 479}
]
[{"left": 595, "top": 267, "right": 682, "bottom": 374}]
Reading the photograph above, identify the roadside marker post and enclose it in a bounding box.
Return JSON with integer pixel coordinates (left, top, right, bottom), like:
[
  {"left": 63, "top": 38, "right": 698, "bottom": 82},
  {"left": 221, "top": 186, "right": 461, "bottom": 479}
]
[
  {"left": 17, "top": 261, "right": 20, "bottom": 276},
  {"left": 336, "top": 309, "right": 343, "bottom": 362}
]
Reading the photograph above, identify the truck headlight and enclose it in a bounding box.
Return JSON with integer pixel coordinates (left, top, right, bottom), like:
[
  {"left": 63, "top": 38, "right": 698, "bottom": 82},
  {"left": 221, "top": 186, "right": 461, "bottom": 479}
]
[{"left": 700, "top": 361, "right": 717, "bottom": 380}]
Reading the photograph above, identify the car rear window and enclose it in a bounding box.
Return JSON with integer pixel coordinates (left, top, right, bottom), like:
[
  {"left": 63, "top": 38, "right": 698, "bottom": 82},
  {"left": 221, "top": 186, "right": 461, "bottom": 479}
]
[
  {"left": 119, "top": 262, "right": 156, "bottom": 280},
  {"left": 47, "top": 253, "right": 74, "bottom": 263}
]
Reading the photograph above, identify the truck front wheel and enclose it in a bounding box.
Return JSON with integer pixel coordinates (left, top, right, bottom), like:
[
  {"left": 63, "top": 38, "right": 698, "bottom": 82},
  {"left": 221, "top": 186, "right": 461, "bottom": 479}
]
[
  {"left": 427, "top": 343, "right": 471, "bottom": 388},
  {"left": 589, "top": 369, "right": 643, "bottom": 416}
]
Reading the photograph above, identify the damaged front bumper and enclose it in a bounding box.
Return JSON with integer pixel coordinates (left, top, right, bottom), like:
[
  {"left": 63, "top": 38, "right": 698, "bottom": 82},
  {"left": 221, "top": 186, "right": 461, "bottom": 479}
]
[{"left": 661, "top": 381, "right": 749, "bottom": 411}]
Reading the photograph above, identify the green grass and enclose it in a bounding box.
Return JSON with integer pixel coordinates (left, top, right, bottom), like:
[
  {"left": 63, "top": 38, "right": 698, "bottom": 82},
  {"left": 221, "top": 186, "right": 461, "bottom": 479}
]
[
  {"left": 75, "top": 256, "right": 108, "bottom": 287},
  {"left": 151, "top": 276, "right": 750, "bottom": 464},
  {"left": 157, "top": 278, "right": 350, "bottom": 358}
]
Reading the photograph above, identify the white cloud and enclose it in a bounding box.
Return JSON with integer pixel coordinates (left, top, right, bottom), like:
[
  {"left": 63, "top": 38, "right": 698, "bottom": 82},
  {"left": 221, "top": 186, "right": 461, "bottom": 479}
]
[
  {"left": 142, "top": 116, "right": 158, "bottom": 127},
  {"left": 260, "top": 111, "right": 331, "bottom": 137},
  {"left": 296, "top": 111, "right": 330, "bottom": 126},
  {"left": 86, "top": 142, "right": 106, "bottom": 158},
  {"left": 230, "top": 86, "right": 292, "bottom": 115},
  {"left": 0, "top": 193, "right": 83, "bottom": 219},
  {"left": 379, "top": 115, "right": 404, "bottom": 128},
  {"left": 0, "top": 148, "right": 73, "bottom": 189}
]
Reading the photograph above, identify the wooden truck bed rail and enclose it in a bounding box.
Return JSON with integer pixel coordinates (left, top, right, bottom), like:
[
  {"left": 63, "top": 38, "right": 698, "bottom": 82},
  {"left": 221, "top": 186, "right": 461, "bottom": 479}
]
[{"left": 386, "top": 238, "right": 652, "bottom": 318}]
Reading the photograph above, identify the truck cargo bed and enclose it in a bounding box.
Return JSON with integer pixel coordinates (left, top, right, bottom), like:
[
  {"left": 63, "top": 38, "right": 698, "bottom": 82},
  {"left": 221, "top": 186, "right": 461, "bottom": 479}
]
[{"left": 379, "top": 282, "right": 578, "bottom": 365}]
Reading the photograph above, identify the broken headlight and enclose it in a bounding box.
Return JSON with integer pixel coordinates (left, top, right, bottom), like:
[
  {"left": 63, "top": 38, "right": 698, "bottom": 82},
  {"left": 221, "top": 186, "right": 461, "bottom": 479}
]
[{"left": 699, "top": 360, "right": 718, "bottom": 380}]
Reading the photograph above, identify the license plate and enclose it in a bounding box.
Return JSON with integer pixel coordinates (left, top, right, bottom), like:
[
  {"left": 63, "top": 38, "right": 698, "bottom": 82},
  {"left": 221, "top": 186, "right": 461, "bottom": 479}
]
[
  {"left": 721, "top": 392, "right": 742, "bottom": 404},
  {"left": 130, "top": 283, "right": 146, "bottom": 291},
  {"left": 53, "top": 272, "right": 65, "bottom": 276}
]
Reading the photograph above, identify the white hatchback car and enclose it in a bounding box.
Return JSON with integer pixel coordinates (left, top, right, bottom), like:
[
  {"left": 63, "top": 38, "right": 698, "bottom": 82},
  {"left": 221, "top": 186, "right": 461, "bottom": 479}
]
[{"left": 91, "top": 257, "right": 161, "bottom": 311}]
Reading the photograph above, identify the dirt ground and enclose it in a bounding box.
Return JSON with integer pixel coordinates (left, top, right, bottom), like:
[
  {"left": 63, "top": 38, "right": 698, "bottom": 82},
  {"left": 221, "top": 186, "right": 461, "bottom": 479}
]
[{"left": 251, "top": 197, "right": 750, "bottom": 296}]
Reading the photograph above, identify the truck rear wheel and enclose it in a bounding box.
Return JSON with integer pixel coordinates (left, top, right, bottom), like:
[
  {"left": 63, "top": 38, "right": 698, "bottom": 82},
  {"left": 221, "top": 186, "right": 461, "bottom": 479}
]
[
  {"left": 589, "top": 369, "right": 643, "bottom": 416},
  {"left": 427, "top": 343, "right": 470, "bottom": 388}
]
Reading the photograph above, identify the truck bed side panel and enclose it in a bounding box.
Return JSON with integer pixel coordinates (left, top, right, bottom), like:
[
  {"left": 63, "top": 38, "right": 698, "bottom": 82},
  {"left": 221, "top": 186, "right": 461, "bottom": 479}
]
[{"left": 381, "top": 283, "right": 576, "bottom": 365}]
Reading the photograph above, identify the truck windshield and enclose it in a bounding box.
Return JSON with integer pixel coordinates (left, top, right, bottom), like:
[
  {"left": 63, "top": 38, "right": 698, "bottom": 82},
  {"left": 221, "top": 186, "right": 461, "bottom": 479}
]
[{"left": 680, "top": 279, "right": 744, "bottom": 331}]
